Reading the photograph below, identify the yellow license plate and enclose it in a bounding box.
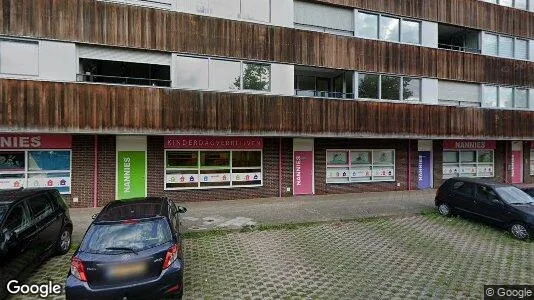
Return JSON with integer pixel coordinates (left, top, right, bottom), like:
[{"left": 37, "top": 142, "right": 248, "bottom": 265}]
[{"left": 108, "top": 262, "right": 147, "bottom": 278}]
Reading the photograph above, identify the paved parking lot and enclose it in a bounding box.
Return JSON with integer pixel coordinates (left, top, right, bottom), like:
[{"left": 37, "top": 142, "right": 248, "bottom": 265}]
[{"left": 8, "top": 213, "right": 534, "bottom": 299}]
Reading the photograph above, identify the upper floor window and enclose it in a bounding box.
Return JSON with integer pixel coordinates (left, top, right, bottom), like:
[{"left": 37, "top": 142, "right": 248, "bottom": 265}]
[
  {"left": 482, "top": 32, "right": 531, "bottom": 61},
  {"left": 356, "top": 11, "right": 421, "bottom": 45},
  {"left": 481, "top": 0, "right": 530, "bottom": 10},
  {"left": 294, "top": 1, "right": 354, "bottom": 36},
  {"left": 0, "top": 39, "right": 39, "bottom": 76},
  {"left": 98, "top": 0, "right": 172, "bottom": 10},
  {"left": 482, "top": 85, "right": 530, "bottom": 109},
  {"left": 77, "top": 59, "right": 171, "bottom": 87},
  {"left": 182, "top": 0, "right": 271, "bottom": 23},
  {"left": 176, "top": 56, "right": 271, "bottom": 92},
  {"left": 438, "top": 81, "right": 481, "bottom": 107},
  {"left": 358, "top": 73, "right": 421, "bottom": 102}
]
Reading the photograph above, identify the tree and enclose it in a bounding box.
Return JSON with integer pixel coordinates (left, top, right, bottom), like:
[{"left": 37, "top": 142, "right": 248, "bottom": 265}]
[{"left": 233, "top": 64, "right": 270, "bottom": 91}]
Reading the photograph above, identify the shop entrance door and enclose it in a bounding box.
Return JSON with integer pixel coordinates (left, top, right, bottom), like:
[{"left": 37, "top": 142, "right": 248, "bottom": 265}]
[
  {"left": 511, "top": 141, "right": 523, "bottom": 184},
  {"left": 417, "top": 140, "right": 433, "bottom": 189},
  {"left": 293, "top": 138, "right": 314, "bottom": 196}
]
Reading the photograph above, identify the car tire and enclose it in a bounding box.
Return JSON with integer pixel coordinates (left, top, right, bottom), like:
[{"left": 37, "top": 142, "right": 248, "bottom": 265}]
[
  {"left": 509, "top": 223, "right": 531, "bottom": 241},
  {"left": 437, "top": 203, "right": 452, "bottom": 217},
  {"left": 55, "top": 226, "right": 72, "bottom": 255}
]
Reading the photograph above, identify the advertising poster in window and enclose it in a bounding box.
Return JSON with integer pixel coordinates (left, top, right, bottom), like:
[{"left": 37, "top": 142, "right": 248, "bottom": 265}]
[{"left": 327, "top": 151, "right": 348, "bottom": 165}]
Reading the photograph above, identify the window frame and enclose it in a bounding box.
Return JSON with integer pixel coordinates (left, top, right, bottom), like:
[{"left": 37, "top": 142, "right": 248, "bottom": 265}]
[
  {"left": 181, "top": 0, "right": 272, "bottom": 24},
  {"left": 0, "top": 149, "right": 72, "bottom": 194},
  {"left": 176, "top": 55, "right": 272, "bottom": 93},
  {"left": 482, "top": 84, "right": 530, "bottom": 109},
  {"left": 325, "top": 149, "right": 396, "bottom": 183},
  {"left": 358, "top": 73, "right": 421, "bottom": 102},
  {"left": 483, "top": 32, "right": 531, "bottom": 61},
  {"left": 164, "top": 149, "right": 263, "bottom": 190},
  {"left": 442, "top": 150, "right": 495, "bottom": 179},
  {"left": 356, "top": 11, "right": 421, "bottom": 46}
]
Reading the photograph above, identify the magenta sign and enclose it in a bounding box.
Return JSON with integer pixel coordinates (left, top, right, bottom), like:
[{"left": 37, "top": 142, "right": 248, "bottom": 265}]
[
  {"left": 293, "top": 151, "right": 313, "bottom": 195},
  {"left": 0, "top": 134, "right": 72, "bottom": 149},
  {"left": 511, "top": 150, "right": 523, "bottom": 184},
  {"left": 165, "top": 136, "right": 263, "bottom": 149}
]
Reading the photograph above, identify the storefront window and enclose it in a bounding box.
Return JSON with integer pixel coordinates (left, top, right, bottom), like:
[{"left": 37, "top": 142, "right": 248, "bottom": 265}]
[
  {"left": 442, "top": 150, "right": 494, "bottom": 179},
  {"left": 0, "top": 150, "right": 72, "bottom": 193},
  {"left": 326, "top": 149, "right": 395, "bottom": 183},
  {"left": 530, "top": 150, "right": 534, "bottom": 176},
  {"left": 165, "top": 150, "right": 262, "bottom": 189}
]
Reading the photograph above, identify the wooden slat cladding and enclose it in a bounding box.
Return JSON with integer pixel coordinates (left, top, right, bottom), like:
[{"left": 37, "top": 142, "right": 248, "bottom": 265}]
[
  {"left": 2, "top": 79, "right": 534, "bottom": 139},
  {"left": 308, "top": 0, "right": 534, "bottom": 39},
  {"left": 0, "top": 0, "right": 533, "bottom": 87}
]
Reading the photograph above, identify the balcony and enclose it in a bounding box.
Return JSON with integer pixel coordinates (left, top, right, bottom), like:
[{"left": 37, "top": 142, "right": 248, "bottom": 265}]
[
  {"left": 78, "top": 59, "right": 171, "bottom": 87},
  {"left": 438, "top": 24, "right": 481, "bottom": 54},
  {"left": 294, "top": 66, "right": 354, "bottom": 99}
]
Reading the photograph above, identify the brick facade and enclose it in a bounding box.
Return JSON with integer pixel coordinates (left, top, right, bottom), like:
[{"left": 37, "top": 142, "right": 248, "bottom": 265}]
[
  {"left": 146, "top": 136, "right": 293, "bottom": 203},
  {"left": 314, "top": 138, "right": 418, "bottom": 195},
  {"left": 65, "top": 136, "right": 534, "bottom": 207}
]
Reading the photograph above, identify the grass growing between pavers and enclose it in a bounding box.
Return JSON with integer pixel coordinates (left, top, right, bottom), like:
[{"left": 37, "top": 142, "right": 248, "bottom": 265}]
[
  {"left": 182, "top": 214, "right": 534, "bottom": 299},
  {"left": 13, "top": 214, "right": 534, "bottom": 299}
]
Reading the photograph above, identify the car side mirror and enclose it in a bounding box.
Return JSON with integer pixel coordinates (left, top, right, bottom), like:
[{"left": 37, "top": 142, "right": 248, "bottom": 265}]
[
  {"left": 91, "top": 213, "right": 98, "bottom": 220},
  {"left": 2, "top": 228, "right": 15, "bottom": 244},
  {"left": 177, "top": 206, "right": 187, "bottom": 214}
]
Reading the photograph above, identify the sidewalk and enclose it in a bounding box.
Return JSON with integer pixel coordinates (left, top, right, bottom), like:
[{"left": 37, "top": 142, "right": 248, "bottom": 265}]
[{"left": 69, "top": 189, "right": 437, "bottom": 241}]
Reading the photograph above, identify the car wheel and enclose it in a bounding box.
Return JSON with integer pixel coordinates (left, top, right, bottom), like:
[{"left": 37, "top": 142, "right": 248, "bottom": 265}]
[
  {"left": 509, "top": 223, "right": 530, "bottom": 241},
  {"left": 56, "top": 227, "right": 72, "bottom": 255},
  {"left": 437, "top": 203, "right": 452, "bottom": 217}
]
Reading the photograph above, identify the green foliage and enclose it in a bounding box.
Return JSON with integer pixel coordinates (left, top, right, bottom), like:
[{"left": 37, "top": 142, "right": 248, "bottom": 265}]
[{"left": 233, "top": 63, "right": 270, "bottom": 91}]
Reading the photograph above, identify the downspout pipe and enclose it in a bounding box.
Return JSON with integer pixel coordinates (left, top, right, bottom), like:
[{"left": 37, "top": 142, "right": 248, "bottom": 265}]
[
  {"left": 279, "top": 137, "right": 282, "bottom": 198},
  {"left": 407, "top": 139, "right": 411, "bottom": 191},
  {"left": 93, "top": 135, "right": 98, "bottom": 208}
]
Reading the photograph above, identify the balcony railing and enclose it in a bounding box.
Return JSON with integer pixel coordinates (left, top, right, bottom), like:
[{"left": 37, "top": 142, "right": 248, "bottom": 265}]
[
  {"left": 77, "top": 74, "right": 171, "bottom": 87},
  {"left": 438, "top": 43, "right": 481, "bottom": 54},
  {"left": 295, "top": 89, "right": 354, "bottom": 99}
]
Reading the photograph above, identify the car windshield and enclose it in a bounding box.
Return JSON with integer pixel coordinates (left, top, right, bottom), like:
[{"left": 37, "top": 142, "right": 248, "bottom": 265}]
[
  {"left": 495, "top": 186, "right": 534, "bottom": 205},
  {"left": 80, "top": 217, "right": 171, "bottom": 254}
]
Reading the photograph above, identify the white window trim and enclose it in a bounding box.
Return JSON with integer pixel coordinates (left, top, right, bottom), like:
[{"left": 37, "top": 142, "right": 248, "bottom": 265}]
[
  {"left": 164, "top": 149, "right": 263, "bottom": 190},
  {"left": 0, "top": 149, "right": 72, "bottom": 194},
  {"left": 325, "top": 149, "right": 396, "bottom": 183},
  {"left": 443, "top": 149, "right": 495, "bottom": 179}
]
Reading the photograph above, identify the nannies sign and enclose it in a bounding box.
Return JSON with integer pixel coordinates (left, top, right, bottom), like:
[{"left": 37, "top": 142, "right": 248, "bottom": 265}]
[
  {"left": 443, "top": 140, "right": 496, "bottom": 150},
  {"left": 0, "top": 134, "right": 72, "bottom": 149}
]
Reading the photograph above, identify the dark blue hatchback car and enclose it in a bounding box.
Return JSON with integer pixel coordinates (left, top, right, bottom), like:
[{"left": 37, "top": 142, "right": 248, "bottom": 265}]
[{"left": 65, "top": 197, "right": 187, "bottom": 300}]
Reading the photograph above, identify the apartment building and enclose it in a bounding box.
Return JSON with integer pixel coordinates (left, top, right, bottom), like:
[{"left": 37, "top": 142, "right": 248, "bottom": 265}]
[{"left": 0, "top": 0, "right": 534, "bottom": 207}]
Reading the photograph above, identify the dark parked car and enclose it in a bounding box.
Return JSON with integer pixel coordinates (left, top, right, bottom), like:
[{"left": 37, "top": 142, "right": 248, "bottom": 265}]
[
  {"left": 66, "top": 197, "right": 187, "bottom": 300},
  {"left": 520, "top": 187, "right": 534, "bottom": 198},
  {"left": 435, "top": 178, "right": 534, "bottom": 240},
  {"left": 0, "top": 188, "right": 73, "bottom": 299}
]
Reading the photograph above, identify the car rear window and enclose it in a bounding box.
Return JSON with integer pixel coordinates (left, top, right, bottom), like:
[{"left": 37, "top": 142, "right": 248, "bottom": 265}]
[{"left": 80, "top": 217, "right": 172, "bottom": 253}]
